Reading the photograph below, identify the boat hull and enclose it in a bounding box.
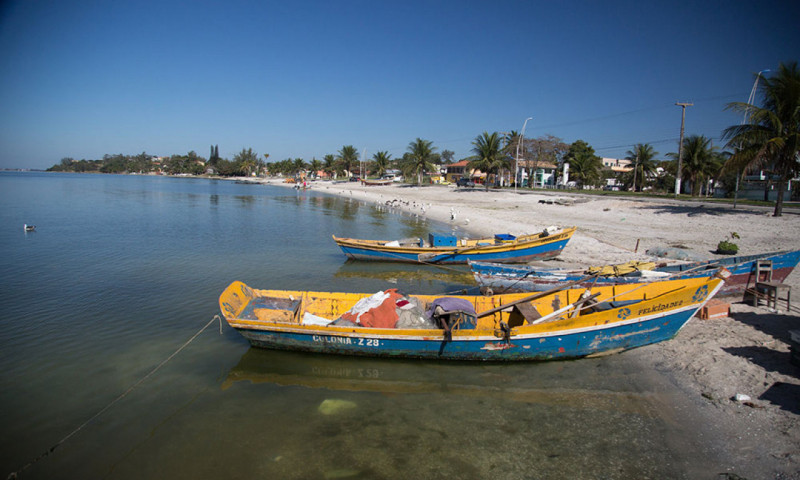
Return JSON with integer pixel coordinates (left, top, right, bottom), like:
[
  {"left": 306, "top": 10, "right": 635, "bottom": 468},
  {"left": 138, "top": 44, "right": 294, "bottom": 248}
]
[
  {"left": 333, "top": 228, "right": 576, "bottom": 264},
  {"left": 219, "top": 275, "right": 725, "bottom": 361},
  {"left": 360, "top": 179, "right": 393, "bottom": 186},
  {"left": 471, "top": 250, "right": 800, "bottom": 296},
  {"left": 232, "top": 307, "right": 698, "bottom": 361}
]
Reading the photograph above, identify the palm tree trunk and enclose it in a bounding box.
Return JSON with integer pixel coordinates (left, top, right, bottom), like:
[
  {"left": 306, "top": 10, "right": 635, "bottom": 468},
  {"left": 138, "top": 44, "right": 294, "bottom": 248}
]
[
  {"left": 774, "top": 179, "right": 785, "bottom": 216},
  {"left": 764, "top": 176, "right": 771, "bottom": 202}
]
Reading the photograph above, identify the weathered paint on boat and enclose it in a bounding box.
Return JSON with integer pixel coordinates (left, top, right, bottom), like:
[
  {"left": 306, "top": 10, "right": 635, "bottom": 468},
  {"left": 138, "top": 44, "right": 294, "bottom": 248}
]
[
  {"left": 332, "top": 227, "right": 576, "bottom": 264},
  {"left": 469, "top": 250, "right": 800, "bottom": 296},
  {"left": 219, "top": 273, "right": 725, "bottom": 361}
]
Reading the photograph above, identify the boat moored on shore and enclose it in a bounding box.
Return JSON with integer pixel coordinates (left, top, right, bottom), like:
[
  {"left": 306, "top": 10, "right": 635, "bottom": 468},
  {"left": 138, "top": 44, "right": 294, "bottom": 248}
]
[
  {"left": 469, "top": 249, "right": 800, "bottom": 297},
  {"left": 332, "top": 226, "right": 576, "bottom": 264},
  {"left": 219, "top": 270, "right": 728, "bottom": 361}
]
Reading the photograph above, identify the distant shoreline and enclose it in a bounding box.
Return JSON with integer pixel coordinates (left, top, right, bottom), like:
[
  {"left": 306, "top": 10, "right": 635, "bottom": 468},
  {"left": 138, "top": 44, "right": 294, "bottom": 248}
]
[{"left": 18, "top": 170, "right": 799, "bottom": 212}]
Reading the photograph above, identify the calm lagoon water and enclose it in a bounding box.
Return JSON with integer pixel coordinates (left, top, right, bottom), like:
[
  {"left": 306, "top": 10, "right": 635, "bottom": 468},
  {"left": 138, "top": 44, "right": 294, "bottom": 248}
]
[{"left": 1, "top": 172, "right": 724, "bottom": 479}]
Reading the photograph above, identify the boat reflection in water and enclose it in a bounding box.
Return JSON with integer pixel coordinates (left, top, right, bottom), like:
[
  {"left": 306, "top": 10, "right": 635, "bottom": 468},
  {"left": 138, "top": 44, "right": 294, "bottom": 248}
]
[
  {"left": 223, "top": 348, "right": 662, "bottom": 417},
  {"left": 333, "top": 260, "right": 476, "bottom": 293}
]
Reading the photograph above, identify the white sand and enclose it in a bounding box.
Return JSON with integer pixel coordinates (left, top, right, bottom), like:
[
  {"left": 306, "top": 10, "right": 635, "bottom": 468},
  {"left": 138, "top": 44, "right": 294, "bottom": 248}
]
[{"left": 268, "top": 178, "right": 800, "bottom": 478}]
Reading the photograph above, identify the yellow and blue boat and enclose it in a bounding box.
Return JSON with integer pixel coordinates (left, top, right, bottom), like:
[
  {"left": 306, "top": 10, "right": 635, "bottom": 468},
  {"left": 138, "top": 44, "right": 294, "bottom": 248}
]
[
  {"left": 332, "top": 226, "right": 576, "bottom": 264},
  {"left": 219, "top": 270, "right": 727, "bottom": 361}
]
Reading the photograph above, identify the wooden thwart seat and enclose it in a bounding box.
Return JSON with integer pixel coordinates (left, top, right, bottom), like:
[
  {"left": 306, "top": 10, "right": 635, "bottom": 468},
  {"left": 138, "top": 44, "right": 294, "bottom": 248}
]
[
  {"left": 504, "top": 302, "right": 542, "bottom": 328},
  {"left": 514, "top": 302, "right": 542, "bottom": 323}
]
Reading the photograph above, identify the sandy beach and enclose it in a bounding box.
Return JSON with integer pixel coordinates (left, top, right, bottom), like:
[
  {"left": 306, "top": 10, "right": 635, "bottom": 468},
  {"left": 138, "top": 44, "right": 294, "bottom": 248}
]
[{"left": 265, "top": 178, "right": 800, "bottom": 479}]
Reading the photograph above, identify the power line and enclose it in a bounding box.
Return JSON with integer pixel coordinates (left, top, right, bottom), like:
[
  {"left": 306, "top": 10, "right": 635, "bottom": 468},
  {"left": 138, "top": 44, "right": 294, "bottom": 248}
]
[
  {"left": 531, "top": 92, "right": 742, "bottom": 131},
  {"left": 346, "top": 92, "right": 745, "bottom": 160}
]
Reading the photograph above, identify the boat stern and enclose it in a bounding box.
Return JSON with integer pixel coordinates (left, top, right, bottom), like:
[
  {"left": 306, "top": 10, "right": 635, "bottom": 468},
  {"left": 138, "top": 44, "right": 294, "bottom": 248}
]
[{"left": 219, "top": 281, "right": 255, "bottom": 321}]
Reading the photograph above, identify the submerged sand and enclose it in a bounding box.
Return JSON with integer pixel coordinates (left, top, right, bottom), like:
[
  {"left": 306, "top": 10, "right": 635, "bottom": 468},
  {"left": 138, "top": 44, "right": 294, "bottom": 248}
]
[{"left": 266, "top": 178, "right": 799, "bottom": 479}]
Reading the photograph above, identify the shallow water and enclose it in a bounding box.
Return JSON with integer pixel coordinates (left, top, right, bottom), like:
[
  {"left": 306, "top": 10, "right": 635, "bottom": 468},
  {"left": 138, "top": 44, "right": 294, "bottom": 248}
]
[{"left": 0, "top": 172, "right": 724, "bottom": 479}]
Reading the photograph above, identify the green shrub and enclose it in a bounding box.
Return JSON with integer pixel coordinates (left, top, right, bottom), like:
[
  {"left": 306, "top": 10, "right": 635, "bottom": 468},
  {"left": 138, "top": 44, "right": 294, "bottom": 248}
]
[
  {"left": 716, "top": 240, "right": 738, "bottom": 255},
  {"left": 716, "top": 232, "right": 739, "bottom": 255}
]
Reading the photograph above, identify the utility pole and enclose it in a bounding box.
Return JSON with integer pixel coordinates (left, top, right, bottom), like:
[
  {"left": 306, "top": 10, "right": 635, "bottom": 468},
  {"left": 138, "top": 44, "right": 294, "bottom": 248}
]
[
  {"left": 674, "top": 102, "right": 693, "bottom": 197},
  {"left": 632, "top": 154, "right": 639, "bottom": 192}
]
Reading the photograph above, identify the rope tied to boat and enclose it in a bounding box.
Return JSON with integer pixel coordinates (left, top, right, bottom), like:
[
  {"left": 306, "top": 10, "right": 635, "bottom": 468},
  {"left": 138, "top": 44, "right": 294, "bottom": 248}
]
[{"left": 6, "top": 314, "right": 224, "bottom": 480}]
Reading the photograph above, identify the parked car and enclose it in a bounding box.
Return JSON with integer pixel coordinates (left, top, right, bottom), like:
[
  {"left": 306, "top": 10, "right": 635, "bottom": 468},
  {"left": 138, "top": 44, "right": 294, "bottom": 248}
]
[{"left": 456, "top": 178, "right": 475, "bottom": 187}]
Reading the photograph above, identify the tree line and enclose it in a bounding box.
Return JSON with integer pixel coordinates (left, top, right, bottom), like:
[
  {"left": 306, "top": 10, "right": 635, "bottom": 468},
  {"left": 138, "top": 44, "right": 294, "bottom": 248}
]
[{"left": 49, "top": 62, "right": 799, "bottom": 215}]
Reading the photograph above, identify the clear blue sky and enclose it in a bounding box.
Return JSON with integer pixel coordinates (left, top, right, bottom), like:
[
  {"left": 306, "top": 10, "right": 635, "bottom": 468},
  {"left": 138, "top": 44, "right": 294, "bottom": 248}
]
[{"left": 1, "top": 0, "right": 798, "bottom": 170}]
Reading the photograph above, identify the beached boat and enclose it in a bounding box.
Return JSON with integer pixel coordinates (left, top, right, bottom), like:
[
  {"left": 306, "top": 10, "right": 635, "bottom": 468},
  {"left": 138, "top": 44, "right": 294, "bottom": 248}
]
[
  {"left": 332, "top": 227, "right": 576, "bottom": 264},
  {"left": 218, "top": 271, "right": 727, "bottom": 361},
  {"left": 469, "top": 249, "right": 800, "bottom": 297},
  {"left": 360, "top": 178, "right": 393, "bottom": 186}
]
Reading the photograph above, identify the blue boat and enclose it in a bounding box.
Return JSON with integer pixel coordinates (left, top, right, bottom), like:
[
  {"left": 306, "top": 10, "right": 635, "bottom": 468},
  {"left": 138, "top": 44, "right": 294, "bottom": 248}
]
[
  {"left": 219, "top": 273, "right": 727, "bottom": 361},
  {"left": 332, "top": 227, "right": 576, "bottom": 264},
  {"left": 470, "top": 249, "right": 800, "bottom": 297}
]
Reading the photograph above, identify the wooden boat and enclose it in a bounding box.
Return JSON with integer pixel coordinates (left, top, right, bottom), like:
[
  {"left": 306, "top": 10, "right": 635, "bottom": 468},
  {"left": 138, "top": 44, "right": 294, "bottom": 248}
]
[
  {"left": 360, "top": 178, "right": 393, "bottom": 186},
  {"left": 332, "top": 227, "right": 576, "bottom": 264},
  {"left": 469, "top": 249, "right": 800, "bottom": 297},
  {"left": 218, "top": 271, "right": 727, "bottom": 361}
]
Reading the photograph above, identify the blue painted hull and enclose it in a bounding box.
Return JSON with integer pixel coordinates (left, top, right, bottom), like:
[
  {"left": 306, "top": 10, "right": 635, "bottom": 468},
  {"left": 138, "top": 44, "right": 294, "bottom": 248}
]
[
  {"left": 337, "top": 237, "right": 572, "bottom": 264},
  {"left": 471, "top": 250, "right": 800, "bottom": 296},
  {"left": 220, "top": 275, "right": 725, "bottom": 361},
  {"left": 333, "top": 228, "right": 577, "bottom": 264},
  {"left": 235, "top": 307, "right": 698, "bottom": 361}
]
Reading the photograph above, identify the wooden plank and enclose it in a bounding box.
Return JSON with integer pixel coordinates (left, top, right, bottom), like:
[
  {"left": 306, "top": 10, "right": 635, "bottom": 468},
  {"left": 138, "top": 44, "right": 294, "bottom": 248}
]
[
  {"left": 514, "top": 302, "right": 542, "bottom": 323},
  {"left": 476, "top": 274, "right": 598, "bottom": 318}
]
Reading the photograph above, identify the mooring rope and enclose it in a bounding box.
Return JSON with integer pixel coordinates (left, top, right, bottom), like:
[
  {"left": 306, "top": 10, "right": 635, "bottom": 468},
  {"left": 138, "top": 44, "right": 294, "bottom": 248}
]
[{"left": 6, "top": 314, "right": 224, "bottom": 480}]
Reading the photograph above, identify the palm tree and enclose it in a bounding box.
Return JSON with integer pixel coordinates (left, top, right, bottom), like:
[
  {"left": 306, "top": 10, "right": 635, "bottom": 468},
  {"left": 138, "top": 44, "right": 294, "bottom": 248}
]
[
  {"left": 563, "top": 140, "right": 602, "bottom": 187},
  {"left": 502, "top": 131, "right": 520, "bottom": 156},
  {"left": 625, "top": 143, "right": 659, "bottom": 191},
  {"left": 440, "top": 149, "right": 455, "bottom": 164},
  {"left": 670, "top": 135, "right": 718, "bottom": 196},
  {"left": 292, "top": 158, "right": 307, "bottom": 177},
  {"left": 372, "top": 151, "right": 392, "bottom": 177},
  {"left": 233, "top": 147, "right": 259, "bottom": 176},
  {"left": 237, "top": 160, "right": 255, "bottom": 176},
  {"left": 502, "top": 130, "right": 520, "bottom": 186},
  {"left": 337, "top": 145, "right": 359, "bottom": 178},
  {"left": 707, "top": 150, "right": 730, "bottom": 197},
  {"left": 309, "top": 158, "right": 322, "bottom": 179},
  {"left": 322, "top": 154, "right": 336, "bottom": 178},
  {"left": 723, "top": 62, "right": 800, "bottom": 216},
  {"left": 404, "top": 138, "right": 437, "bottom": 185},
  {"left": 468, "top": 132, "right": 507, "bottom": 191}
]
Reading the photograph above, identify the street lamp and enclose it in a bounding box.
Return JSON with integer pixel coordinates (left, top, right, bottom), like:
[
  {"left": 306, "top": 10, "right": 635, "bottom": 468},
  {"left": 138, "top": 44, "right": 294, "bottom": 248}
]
[
  {"left": 515, "top": 117, "right": 532, "bottom": 192},
  {"left": 733, "top": 69, "right": 770, "bottom": 208}
]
